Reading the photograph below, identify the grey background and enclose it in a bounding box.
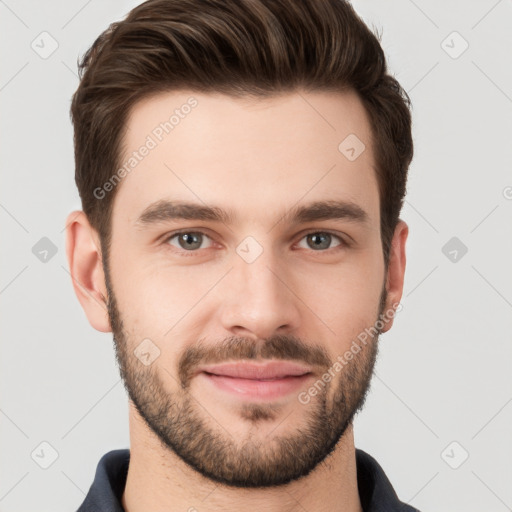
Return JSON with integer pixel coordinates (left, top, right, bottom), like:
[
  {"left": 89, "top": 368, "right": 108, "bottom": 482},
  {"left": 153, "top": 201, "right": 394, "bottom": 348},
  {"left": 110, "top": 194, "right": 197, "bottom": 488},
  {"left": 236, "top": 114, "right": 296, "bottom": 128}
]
[{"left": 1, "top": 1, "right": 511, "bottom": 511}]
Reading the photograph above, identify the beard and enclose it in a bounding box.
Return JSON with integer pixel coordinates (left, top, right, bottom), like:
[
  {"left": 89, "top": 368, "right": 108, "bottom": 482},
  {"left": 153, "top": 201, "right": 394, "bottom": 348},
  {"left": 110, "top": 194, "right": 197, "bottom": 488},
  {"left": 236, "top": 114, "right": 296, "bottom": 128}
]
[{"left": 103, "top": 259, "right": 386, "bottom": 489}]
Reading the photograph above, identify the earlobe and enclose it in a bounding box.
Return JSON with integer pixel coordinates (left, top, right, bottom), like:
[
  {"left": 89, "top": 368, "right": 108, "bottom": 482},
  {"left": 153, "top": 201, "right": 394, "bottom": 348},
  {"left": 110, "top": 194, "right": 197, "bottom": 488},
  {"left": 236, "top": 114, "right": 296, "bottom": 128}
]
[
  {"left": 380, "top": 220, "right": 408, "bottom": 333},
  {"left": 65, "top": 210, "right": 112, "bottom": 333}
]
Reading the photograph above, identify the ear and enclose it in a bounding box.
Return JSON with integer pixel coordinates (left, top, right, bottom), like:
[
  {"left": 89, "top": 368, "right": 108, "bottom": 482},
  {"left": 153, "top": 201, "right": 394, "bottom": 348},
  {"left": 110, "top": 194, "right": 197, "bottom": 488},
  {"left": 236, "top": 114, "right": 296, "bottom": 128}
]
[
  {"left": 65, "top": 210, "right": 111, "bottom": 333},
  {"left": 380, "top": 220, "right": 408, "bottom": 333}
]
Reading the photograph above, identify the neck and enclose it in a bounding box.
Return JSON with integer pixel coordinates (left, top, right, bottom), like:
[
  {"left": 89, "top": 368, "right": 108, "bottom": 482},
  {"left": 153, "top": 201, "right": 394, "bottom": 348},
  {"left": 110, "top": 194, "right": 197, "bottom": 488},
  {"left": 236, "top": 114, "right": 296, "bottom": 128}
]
[{"left": 122, "top": 402, "right": 362, "bottom": 512}]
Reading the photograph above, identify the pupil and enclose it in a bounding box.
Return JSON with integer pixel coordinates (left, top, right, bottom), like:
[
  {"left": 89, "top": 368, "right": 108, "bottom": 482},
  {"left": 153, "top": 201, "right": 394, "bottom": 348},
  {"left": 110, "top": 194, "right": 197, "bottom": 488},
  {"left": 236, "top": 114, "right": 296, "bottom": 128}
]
[
  {"left": 310, "top": 233, "right": 329, "bottom": 249},
  {"left": 181, "top": 233, "right": 200, "bottom": 249}
]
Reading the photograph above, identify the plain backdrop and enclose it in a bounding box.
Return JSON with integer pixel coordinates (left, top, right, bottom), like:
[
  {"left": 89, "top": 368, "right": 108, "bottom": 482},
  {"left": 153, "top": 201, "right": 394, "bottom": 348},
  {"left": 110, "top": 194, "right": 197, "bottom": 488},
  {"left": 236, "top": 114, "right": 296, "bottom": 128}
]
[{"left": 1, "top": 1, "right": 511, "bottom": 511}]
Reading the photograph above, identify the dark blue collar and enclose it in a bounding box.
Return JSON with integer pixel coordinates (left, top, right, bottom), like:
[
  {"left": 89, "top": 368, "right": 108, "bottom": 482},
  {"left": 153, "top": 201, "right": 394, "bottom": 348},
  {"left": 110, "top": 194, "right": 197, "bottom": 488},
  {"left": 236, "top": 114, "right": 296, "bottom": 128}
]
[{"left": 77, "top": 448, "right": 419, "bottom": 511}]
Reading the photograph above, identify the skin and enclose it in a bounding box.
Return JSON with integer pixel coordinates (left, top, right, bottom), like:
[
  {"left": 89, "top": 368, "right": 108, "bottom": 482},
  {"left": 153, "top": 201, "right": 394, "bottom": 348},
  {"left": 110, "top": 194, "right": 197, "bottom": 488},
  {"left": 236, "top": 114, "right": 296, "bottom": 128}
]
[{"left": 66, "top": 89, "right": 408, "bottom": 512}]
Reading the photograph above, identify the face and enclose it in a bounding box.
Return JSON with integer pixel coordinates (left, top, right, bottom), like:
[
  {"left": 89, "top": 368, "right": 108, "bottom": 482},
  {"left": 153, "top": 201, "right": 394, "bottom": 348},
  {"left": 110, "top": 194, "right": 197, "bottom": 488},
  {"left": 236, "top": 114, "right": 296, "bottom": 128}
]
[{"left": 93, "top": 89, "right": 404, "bottom": 487}]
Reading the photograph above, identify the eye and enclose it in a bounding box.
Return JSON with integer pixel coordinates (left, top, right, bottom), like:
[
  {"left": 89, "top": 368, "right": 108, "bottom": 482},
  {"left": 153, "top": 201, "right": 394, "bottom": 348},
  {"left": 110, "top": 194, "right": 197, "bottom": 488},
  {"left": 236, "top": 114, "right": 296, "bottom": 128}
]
[
  {"left": 296, "top": 231, "right": 345, "bottom": 251},
  {"left": 162, "top": 229, "right": 348, "bottom": 256},
  {"left": 165, "top": 231, "right": 214, "bottom": 252}
]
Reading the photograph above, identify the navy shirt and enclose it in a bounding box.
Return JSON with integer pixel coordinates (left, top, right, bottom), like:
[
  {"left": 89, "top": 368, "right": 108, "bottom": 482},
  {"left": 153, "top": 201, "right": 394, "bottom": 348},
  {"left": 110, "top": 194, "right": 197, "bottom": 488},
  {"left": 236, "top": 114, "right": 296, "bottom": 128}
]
[{"left": 76, "top": 448, "right": 420, "bottom": 511}]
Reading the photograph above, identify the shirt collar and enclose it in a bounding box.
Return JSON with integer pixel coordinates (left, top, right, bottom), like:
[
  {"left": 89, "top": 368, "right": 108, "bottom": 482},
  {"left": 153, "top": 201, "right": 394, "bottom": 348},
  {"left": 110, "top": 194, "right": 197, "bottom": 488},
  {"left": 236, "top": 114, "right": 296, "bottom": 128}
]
[{"left": 77, "top": 448, "right": 419, "bottom": 512}]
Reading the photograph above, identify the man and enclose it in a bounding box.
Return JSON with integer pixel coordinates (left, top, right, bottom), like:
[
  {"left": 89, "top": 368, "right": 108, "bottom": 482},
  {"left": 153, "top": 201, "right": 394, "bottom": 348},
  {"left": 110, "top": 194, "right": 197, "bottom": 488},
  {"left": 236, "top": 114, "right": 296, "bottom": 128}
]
[{"left": 66, "top": 0, "right": 416, "bottom": 510}]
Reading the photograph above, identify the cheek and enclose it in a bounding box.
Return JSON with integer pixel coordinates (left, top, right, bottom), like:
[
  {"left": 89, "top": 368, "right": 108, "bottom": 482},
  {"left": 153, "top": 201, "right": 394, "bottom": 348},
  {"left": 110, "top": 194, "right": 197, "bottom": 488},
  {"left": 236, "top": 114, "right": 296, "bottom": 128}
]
[
  {"left": 110, "top": 255, "right": 221, "bottom": 343},
  {"left": 293, "top": 253, "right": 384, "bottom": 346}
]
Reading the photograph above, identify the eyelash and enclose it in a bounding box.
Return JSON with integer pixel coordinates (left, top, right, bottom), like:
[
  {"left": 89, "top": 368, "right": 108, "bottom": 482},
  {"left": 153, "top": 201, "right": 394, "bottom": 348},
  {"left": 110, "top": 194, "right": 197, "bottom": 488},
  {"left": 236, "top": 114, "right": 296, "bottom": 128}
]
[{"left": 162, "top": 229, "right": 349, "bottom": 256}]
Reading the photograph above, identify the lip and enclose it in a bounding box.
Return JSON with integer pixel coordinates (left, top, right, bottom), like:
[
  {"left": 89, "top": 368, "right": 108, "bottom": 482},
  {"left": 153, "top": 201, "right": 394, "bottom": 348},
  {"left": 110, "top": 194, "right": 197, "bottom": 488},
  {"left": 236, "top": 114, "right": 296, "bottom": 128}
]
[
  {"left": 196, "top": 361, "right": 314, "bottom": 401},
  {"left": 197, "top": 360, "right": 312, "bottom": 380}
]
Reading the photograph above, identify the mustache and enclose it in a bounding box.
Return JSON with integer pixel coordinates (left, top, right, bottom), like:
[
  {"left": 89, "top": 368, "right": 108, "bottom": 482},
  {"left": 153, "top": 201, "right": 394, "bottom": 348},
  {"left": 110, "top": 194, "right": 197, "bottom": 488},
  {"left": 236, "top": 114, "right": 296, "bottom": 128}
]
[{"left": 178, "top": 334, "right": 332, "bottom": 388}]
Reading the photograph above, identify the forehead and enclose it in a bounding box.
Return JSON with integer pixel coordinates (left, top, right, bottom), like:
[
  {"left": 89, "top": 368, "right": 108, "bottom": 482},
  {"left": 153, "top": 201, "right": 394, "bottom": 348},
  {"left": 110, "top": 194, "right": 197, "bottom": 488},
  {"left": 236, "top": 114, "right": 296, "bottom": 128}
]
[{"left": 113, "top": 89, "right": 379, "bottom": 229}]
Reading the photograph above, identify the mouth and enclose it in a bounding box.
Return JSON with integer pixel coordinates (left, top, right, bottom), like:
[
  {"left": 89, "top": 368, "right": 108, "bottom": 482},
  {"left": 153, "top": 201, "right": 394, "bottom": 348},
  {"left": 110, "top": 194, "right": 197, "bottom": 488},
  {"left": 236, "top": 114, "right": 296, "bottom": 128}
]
[{"left": 196, "top": 360, "right": 314, "bottom": 400}]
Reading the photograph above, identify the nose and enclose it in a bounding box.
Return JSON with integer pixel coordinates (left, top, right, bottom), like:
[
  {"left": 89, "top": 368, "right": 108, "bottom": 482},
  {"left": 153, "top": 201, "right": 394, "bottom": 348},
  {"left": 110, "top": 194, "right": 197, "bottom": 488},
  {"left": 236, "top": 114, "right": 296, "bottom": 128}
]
[{"left": 218, "top": 245, "right": 302, "bottom": 341}]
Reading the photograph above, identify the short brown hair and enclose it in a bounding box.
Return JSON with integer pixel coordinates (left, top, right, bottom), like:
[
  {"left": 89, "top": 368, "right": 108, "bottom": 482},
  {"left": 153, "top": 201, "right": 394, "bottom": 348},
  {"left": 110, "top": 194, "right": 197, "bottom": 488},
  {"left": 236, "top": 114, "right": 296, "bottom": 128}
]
[{"left": 70, "top": 0, "right": 413, "bottom": 265}]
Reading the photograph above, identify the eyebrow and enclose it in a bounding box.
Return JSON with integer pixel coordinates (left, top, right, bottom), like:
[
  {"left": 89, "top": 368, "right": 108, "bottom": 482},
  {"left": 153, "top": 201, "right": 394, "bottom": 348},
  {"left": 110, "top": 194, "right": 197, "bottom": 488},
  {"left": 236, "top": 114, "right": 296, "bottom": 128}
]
[{"left": 135, "top": 199, "right": 369, "bottom": 229}]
